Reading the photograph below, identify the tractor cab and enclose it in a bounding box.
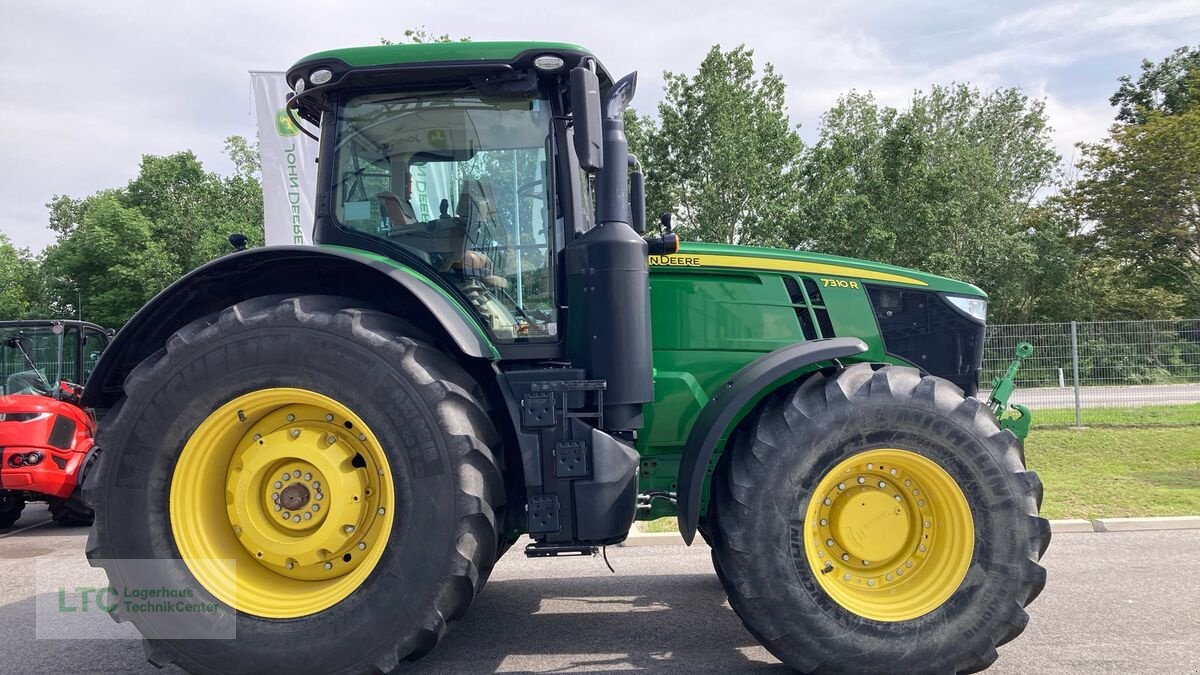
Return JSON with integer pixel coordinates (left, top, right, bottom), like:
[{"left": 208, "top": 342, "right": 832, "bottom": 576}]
[
  {"left": 0, "top": 320, "right": 111, "bottom": 397},
  {"left": 287, "top": 43, "right": 657, "bottom": 349}
]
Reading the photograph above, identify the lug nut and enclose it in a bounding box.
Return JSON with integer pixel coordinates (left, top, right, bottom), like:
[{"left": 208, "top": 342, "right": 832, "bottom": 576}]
[
  {"left": 312, "top": 481, "right": 321, "bottom": 490},
  {"left": 313, "top": 504, "right": 320, "bottom": 511},
  {"left": 285, "top": 561, "right": 295, "bottom": 570},
  {"left": 324, "top": 562, "right": 333, "bottom": 570},
  {"left": 272, "top": 492, "right": 280, "bottom": 500},
  {"left": 862, "top": 560, "right": 870, "bottom": 565},
  {"left": 274, "top": 481, "right": 283, "bottom": 489},
  {"left": 377, "top": 507, "right": 386, "bottom": 515},
  {"left": 293, "top": 470, "right": 301, "bottom": 479},
  {"left": 344, "top": 525, "right": 355, "bottom": 534},
  {"left": 325, "top": 413, "right": 334, "bottom": 421},
  {"left": 359, "top": 434, "right": 367, "bottom": 442},
  {"left": 326, "top": 435, "right": 337, "bottom": 445},
  {"left": 841, "top": 553, "right": 849, "bottom": 561},
  {"left": 857, "top": 477, "right": 865, "bottom": 484},
  {"left": 837, "top": 483, "right": 845, "bottom": 490},
  {"left": 867, "top": 579, "right": 875, "bottom": 586},
  {"left": 281, "top": 473, "right": 290, "bottom": 482},
  {"left": 287, "top": 414, "right": 295, "bottom": 422},
  {"left": 826, "top": 539, "right": 835, "bottom": 547},
  {"left": 823, "top": 498, "right": 832, "bottom": 506},
  {"left": 877, "top": 481, "right": 886, "bottom": 489},
  {"left": 358, "top": 542, "right": 367, "bottom": 550},
  {"left": 866, "top": 463, "right": 874, "bottom": 470},
  {"left": 290, "top": 429, "right": 301, "bottom": 439},
  {"left": 274, "top": 504, "right": 282, "bottom": 512},
  {"left": 253, "top": 433, "right": 262, "bottom": 441},
  {"left": 819, "top": 518, "right": 828, "bottom": 526},
  {"left": 304, "top": 473, "right": 313, "bottom": 481},
  {"left": 315, "top": 492, "right": 324, "bottom": 501},
  {"left": 303, "top": 512, "right": 312, "bottom": 520}
]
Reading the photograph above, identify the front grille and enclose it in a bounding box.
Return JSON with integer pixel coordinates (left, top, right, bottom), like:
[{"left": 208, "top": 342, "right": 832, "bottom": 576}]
[{"left": 866, "top": 286, "right": 984, "bottom": 395}]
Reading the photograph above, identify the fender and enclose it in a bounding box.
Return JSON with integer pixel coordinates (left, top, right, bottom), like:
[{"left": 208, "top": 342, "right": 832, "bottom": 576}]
[
  {"left": 676, "top": 337, "right": 869, "bottom": 544},
  {"left": 83, "top": 245, "right": 497, "bottom": 408}
]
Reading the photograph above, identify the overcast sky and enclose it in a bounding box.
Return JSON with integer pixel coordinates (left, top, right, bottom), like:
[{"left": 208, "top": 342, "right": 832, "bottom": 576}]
[{"left": 2, "top": 0, "right": 1198, "bottom": 252}]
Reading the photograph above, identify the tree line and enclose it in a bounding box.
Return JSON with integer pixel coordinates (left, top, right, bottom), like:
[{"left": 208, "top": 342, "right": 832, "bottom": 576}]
[{"left": 2, "top": 43, "right": 1196, "bottom": 328}]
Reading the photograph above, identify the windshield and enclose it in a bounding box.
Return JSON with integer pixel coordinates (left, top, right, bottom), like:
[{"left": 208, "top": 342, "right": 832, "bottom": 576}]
[
  {"left": 333, "top": 91, "right": 556, "bottom": 342},
  {"left": 1, "top": 326, "right": 62, "bottom": 395}
]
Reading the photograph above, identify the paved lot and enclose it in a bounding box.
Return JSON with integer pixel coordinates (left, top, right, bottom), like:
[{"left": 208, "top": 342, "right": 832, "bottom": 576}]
[
  {"left": 982, "top": 383, "right": 1200, "bottom": 409},
  {"left": 1, "top": 510, "right": 1198, "bottom": 673}
]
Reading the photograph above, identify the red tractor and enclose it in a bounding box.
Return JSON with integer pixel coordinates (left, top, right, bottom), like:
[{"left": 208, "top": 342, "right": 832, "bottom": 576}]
[{"left": 0, "top": 320, "right": 110, "bottom": 528}]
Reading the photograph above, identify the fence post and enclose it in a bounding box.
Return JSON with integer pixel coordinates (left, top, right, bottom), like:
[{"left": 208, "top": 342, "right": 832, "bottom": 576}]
[{"left": 1069, "top": 321, "right": 1082, "bottom": 427}]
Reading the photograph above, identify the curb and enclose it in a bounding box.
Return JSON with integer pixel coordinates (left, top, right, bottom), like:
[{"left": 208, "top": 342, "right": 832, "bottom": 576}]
[
  {"left": 1092, "top": 516, "right": 1200, "bottom": 532},
  {"left": 622, "top": 516, "right": 1200, "bottom": 546}
]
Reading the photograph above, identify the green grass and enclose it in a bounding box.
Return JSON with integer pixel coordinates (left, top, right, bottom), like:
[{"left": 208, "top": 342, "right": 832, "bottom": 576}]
[
  {"left": 636, "top": 417, "right": 1200, "bottom": 531},
  {"left": 1027, "top": 425, "right": 1200, "bottom": 519},
  {"left": 1031, "top": 403, "right": 1200, "bottom": 427}
]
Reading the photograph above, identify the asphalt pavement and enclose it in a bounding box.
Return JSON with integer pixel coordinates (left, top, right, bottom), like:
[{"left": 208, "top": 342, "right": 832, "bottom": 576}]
[
  {"left": 1, "top": 510, "right": 1197, "bottom": 673},
  {"left": 983, "top": 383, "right": 1200, "bottom": 409}
]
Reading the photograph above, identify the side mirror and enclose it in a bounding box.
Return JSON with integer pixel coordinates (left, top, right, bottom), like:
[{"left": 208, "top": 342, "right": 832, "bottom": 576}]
[
  {"left": 570, "top": 66, "right": 604, "bottom": 173},
  {"left": 629, "top": 159, "right": 646, "bottom": 234}
]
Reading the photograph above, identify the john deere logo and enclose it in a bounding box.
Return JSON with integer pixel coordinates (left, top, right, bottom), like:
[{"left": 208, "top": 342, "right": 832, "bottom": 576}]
[
  {"left": 275, "top": 108, "right": 299, "bottom": 137},
  {"left": 428, "top": 128, "right": 448, "bottom": 150}
]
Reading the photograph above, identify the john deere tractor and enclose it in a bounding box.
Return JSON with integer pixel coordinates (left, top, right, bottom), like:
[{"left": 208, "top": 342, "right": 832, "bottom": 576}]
[{"left": 83, "top": 42, "right": 1047, "bottom": 673}]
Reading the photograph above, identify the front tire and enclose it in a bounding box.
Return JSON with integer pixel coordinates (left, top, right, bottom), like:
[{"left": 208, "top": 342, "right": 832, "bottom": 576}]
[
  {"left": 0, "top": 490, "right": 25, "bottom": 529},
  {"left": 49, "top": 488, "right": 94, "bottom": 526},
  {"left": 85, "top": 295, "right": 503, "bottom": 673},
  {"left": 709, "top": 364, "right": 1049, "bottom": 673}
]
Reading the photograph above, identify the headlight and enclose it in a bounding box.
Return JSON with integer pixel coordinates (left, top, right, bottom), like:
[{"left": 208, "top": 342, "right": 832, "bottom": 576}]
[{"left": 945, "top": 295, "right": 987, "bottom": 323}]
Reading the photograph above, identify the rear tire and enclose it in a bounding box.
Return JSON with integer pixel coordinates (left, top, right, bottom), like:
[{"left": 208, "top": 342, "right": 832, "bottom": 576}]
[
  {"left": 85, "top": 295, "right": 503, "bottom": 673},
  {"left": 710, "top": 364, "right": 1049, "bottom": 673},
  {"left": 48, "top": 488, "right": 93, "bottom": 526},
  {"left": 0, "top": 490, "right": 25, "bottom": 529}
]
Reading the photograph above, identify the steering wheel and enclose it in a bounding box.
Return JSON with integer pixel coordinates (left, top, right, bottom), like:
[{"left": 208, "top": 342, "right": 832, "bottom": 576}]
[{"left": 516, "top": 178, "right": 544, "bottom": 201}]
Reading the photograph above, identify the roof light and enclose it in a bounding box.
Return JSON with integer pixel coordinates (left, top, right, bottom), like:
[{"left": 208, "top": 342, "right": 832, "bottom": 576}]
[
  {"left": 294, "top": 78, "right": 305, "bottom": 93},
  {"left": 533, "top": 54, "right": 565, "bottom": 71},
  {"left": 309, "top": 68, "right": 333, "bottom": 85}
]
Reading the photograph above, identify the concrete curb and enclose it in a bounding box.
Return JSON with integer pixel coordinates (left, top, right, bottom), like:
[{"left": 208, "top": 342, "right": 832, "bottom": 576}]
[
  {"left": 1092, "top": 516, "right": 1200, "bottom": 532},
  {"left": 1049, "top": 519, "right": 1094, "bottom": 533},
  {"left": 622, "top": 516, "right": 1200, "bottom": 546}
]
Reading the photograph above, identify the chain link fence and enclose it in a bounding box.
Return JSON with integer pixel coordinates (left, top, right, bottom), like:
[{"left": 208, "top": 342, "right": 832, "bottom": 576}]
[{"left": 981, "top": 319, "right": 1200, "bottom": 426}]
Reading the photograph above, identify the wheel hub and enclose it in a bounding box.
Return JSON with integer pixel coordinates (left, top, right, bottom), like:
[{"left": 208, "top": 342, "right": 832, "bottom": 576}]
[
  {"left": 172, "top": 388, "right": 395, "bottom": 618},
  {"left": 804, "top": 448, "right": 974, "bottom": 622}
]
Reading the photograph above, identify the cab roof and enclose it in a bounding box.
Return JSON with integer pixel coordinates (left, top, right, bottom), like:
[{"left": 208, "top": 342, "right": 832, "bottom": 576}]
[{"left": 288, "top": 41, "right": 611, "bottom": 88}]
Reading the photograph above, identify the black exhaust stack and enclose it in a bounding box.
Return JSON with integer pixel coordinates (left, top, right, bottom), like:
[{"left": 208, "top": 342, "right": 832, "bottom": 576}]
[{"left": 564, "top": 72, "right": 653, "bottom": 433}]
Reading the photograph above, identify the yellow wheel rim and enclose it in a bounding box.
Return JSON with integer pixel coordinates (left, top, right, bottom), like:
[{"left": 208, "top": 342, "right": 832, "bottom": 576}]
[
  {"left": 170, "top": 388, "right": 394, "bottom": 618},
  {"left": 803, "top": 448, "right": 973, "bottom": 622}
]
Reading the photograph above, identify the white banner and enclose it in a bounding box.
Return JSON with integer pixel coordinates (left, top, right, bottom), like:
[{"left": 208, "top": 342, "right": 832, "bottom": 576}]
[{"left": 251, "top": 71, "right": 317, "bottom": 245}]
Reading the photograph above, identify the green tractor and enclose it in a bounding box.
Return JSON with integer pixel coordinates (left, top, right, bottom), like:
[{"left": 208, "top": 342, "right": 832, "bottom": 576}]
[{"left": 83, "top": 42, "right": 1047, "bottom": 673}]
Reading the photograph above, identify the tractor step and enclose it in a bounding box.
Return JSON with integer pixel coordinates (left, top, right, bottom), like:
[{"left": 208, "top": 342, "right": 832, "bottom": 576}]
[{"left": 523, "top": 542, "right": 599, "bottom": 558}]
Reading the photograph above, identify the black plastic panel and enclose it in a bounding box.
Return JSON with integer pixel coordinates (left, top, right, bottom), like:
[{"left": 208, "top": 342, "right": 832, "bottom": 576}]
[{"left": 866, "top": 285, "right": 984, "bottom": 395}]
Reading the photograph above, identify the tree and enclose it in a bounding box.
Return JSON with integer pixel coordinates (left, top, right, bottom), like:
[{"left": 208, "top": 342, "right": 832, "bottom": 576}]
[
  {"left": 797, "top": 85, "right": 1060, "bottom": 310},
  {"left": 1073, "top": 77, "right": 1200, "bottom": 316},
  {"left": 380, "top": 27, "right": 468, "bottom": 45},
  {"left": 38, "top": 141, "right": 264, "bottom": 327},
  {"left": 0, "top": 234, "right": 42, "bottom": 319},
  {"left": 642, "top": 45, "right": 805, "bottom": 245},
  {"left": 40, "top": 195, "right": 179, "bottom": 328},
  {"left": 1110, "top": 45, "right": 1200, "bottom": 124}
]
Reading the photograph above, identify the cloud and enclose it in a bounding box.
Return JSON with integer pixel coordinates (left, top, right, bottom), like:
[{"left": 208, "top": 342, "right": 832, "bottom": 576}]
[{"left": 1, "top": 0, "right": 1197, "bottom": 252}]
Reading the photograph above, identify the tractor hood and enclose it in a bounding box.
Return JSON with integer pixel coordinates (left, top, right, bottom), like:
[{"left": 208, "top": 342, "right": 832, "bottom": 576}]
[{"left": 649, "top": 241, "right": 986, "bottom": 298}]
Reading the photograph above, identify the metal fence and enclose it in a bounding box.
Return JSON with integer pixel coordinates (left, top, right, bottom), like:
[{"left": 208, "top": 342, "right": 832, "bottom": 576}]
[{"left": 981, "top": 319, "right": 1200, "bottom": 426}]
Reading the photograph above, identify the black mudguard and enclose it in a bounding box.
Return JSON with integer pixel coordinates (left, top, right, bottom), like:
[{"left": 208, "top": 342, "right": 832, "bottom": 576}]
[
  {"left": 676, "top": 337, "right": 869, "bottom": 544},
  {"left": 83, "top": 246, "right": 495, "bottom": 408}
]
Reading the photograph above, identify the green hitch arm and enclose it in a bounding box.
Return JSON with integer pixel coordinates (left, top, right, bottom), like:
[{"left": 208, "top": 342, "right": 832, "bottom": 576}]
[{"left": 988, "top": 342, "right": 1034, "bottom": 440}]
